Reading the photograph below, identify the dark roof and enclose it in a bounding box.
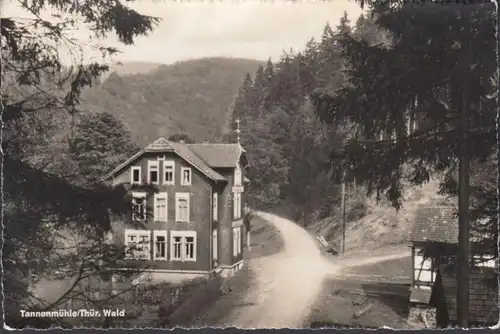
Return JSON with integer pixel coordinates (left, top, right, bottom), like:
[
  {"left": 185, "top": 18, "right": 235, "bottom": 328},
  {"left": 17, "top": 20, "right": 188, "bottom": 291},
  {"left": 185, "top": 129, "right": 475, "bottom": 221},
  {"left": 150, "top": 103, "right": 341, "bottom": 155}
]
[
  {"left": 187, "top": 143, "right": 246, "bottom": 168},
  {"left": 104, "top": 138, "right": 248, "bottom": 182},
  {"left": 168, "top": 141, "right": 226, "bottom": 181},
  {"left": 437, "top": 264, "right": 498, "bottom": 325},
  {"left": 409, "top": 205, "right": 458, "bottom": 244}
]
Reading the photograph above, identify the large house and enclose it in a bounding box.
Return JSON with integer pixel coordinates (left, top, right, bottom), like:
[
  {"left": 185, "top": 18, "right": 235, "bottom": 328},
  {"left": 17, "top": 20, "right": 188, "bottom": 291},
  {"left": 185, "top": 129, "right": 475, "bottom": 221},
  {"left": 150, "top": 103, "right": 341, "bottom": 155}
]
[{"left": 103, "top": 137, "right": 250, "bottom": 280}]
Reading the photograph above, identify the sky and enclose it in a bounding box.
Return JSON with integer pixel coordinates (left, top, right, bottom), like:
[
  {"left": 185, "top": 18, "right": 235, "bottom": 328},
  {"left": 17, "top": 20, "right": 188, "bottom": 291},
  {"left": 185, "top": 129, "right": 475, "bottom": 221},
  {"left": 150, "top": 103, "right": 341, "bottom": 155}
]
[{"left": 3, "top": 0, "right": 364, "bottom": 65}]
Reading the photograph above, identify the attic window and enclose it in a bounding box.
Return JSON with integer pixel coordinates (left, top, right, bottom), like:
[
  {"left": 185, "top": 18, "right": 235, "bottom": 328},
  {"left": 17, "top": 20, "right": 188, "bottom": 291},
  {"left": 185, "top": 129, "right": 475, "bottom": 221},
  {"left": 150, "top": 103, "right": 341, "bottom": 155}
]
[
  {"left": 148, "top": 161, "right": 159, "bottom": 184},
  {"left": 131, "top": 166, "right": 141, "bottom": 184},
  {"left": 181, "top": 167, "right": 191, "bottom": 186}
]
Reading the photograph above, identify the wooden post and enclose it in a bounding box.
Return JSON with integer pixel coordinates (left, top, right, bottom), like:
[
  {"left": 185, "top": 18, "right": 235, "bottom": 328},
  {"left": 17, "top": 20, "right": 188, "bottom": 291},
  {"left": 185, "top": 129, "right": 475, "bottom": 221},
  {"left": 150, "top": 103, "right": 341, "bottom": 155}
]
[{"left": 456, "top": 38, "right": 471, "bottom": 328}]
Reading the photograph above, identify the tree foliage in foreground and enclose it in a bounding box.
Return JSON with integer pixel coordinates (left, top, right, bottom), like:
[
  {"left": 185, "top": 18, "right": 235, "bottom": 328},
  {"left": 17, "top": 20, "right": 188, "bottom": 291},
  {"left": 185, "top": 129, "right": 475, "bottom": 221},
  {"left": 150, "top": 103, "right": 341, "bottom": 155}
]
[
  {"left": 2, "top": 0, "right": 159, "bottom": 328},
  {"left": 310, "top": 1, "right": 497, "bottom": 254}
]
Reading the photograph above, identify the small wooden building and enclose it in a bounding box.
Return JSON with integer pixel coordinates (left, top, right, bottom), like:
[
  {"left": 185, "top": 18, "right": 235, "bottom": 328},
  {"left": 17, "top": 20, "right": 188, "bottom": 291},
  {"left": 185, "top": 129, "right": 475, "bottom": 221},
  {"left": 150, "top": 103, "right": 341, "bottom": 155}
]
[{"left": 430, "top": 264, "right": 498, "bottom": 328}]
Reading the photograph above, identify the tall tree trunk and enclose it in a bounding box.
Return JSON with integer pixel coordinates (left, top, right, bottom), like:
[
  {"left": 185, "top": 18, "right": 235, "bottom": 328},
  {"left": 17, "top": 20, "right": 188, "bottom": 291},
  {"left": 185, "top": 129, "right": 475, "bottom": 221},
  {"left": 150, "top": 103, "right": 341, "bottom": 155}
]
[{"left": 456, "top": 42, "right": 471, "bottom": 328}]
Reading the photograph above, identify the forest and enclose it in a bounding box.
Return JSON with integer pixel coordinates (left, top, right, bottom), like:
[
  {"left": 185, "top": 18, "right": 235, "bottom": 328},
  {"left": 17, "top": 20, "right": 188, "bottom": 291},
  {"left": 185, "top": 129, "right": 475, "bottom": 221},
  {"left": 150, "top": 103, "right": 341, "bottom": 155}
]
[{"left": 2, "top": 0, "right": 497, "bottom": 328}]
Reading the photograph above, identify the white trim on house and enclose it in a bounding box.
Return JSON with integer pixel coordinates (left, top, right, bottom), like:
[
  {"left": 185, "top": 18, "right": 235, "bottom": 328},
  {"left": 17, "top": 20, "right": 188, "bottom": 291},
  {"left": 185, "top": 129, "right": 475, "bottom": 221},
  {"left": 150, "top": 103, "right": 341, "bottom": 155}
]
[
  {"left": 181, "top": 167, "right": 192, "bottom": 186},
  {"left": 147, "top": 160, "right": 160, "bottom": 184},
  {"left": 163, "top": 160, "right": 175, "bottom": 185},
  {"left": 124, "top": 229, "right": 151, "bottom": 260},
  {"left": 233, "top": 192, "right": 242, "bottom": 220},
  {"left": 232, "top": 226, "right": 242, "bottom": 256},
  {"left": 175, "top": 192, "right": 190, "bottom": 222},
  {"left": 131, "top": 166, "right": 141, "bottom": 185},
  {"left": 212, "top": 229, "right": 218, "bottom": 261},
  {"left": 213, "top": 192, "right": 218, "bottom": 221},
  {"left": 234, "top": 164, "right": 242, "bottom": 186},
  {"left": 154, "top": 192, "right": 168, "bottom": 222},
  {"left": 131, "top": 192, "right": 147, "bottom": 221},
  {"left": 170, "top": 231, "right": 197, "bottom": 262},
  {"left": 153, "top": 230, "right": 168, "bottom": 261}
]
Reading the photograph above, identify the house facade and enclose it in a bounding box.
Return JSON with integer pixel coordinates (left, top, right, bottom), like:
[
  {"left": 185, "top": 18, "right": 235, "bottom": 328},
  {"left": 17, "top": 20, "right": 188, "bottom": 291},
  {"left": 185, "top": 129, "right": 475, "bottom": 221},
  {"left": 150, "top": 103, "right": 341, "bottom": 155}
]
[{"left": 103, "top": 138, "right": 250, "bottom": 280}]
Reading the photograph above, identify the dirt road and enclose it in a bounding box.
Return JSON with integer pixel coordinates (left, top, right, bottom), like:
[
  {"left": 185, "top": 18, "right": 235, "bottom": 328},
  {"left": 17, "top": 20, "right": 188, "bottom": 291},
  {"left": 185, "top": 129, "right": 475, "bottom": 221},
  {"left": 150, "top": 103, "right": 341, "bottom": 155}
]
[{"left": 220, "top": 212, "right": 410, "bottom": 329}]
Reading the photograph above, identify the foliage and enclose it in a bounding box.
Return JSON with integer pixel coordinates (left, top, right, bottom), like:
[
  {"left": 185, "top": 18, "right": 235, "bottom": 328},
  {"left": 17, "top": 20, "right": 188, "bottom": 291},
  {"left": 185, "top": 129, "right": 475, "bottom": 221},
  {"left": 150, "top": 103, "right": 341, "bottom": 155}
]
[
  {"left": 2, "top": 0, "right": 159, "bottom": 328},
  {"left": 168, "top": 132, "right": 195, "bottom": 144},
  {"left": 310, "top": 0, "right": 497, "bottom": 254},
  {"left": 228, "top": 14, "right": 384, "bottom": 223},
  {"left": 68, "top": 112, "right": 140, "bottom": 185}
]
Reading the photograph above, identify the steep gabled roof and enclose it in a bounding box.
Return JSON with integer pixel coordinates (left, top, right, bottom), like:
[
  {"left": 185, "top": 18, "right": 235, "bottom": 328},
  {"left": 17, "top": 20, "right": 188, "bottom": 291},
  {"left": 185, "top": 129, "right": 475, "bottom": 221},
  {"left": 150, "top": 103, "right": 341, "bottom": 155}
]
[
  {"left": 187, "top": 143, "right": 247, "bottom": 168},
  {"left": 409, "top": 205, "right": 458, "bottom": 244},
  {"left": 168, "top": 141, "right": 226, "bottom": 181},
  {"left": 103, "top": 138, "right": 226, "bottom": 182}
]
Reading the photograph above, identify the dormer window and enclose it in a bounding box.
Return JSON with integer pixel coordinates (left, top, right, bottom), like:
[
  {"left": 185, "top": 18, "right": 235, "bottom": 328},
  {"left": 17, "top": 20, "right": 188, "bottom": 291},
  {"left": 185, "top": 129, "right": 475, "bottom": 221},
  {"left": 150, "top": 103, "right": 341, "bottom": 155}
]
[
  {"left": 181, "top": 167, "right": 191, "bottom": 186},
  {"left": 148, "top": 160, "right": 159, "bottom": 184},
  {"left": 234, "top": 165, "right": 242, "bottom": 186},
  {"left": 131, "top": 166, "right": 141, "bottom": 185},
  {"left": 163, "top": 161, "right": 175, "bottom": 185}
]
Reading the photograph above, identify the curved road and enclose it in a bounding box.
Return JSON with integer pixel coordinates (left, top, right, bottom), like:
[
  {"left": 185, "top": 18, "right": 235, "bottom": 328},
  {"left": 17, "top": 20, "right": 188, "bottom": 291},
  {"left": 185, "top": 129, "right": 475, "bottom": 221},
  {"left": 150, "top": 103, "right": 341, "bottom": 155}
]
[
  {"left": 221, "top": 212, "right": 338, "bottom": 328},
  {"left": 221, "top": 211, "right": 410, "bottom": 329}
]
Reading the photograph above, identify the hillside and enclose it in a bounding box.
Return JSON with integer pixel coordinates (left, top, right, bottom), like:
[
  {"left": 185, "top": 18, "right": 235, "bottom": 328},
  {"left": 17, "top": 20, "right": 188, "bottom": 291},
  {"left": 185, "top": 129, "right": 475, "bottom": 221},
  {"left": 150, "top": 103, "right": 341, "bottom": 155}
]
[
  {"left": 101, "top": 61, "right": 164, "bottom": 80},
  {"left": 307, "top": 179, "right": 454, "bottom": 252},
  {"left": 80, "top": 57, "right": 264, "bottom": 145}
]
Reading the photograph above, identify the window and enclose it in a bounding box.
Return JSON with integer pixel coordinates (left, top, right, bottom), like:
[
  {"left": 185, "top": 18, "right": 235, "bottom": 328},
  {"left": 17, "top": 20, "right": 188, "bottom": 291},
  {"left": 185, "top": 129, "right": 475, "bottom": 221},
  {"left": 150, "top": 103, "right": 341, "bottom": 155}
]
[
  {"left": 125, "top": 230, "right": 151, "bottom": 260},
  {"left": 153, "top": 230, "right": 167, "bottom": 260},
  {"left": 234, "top": 165, "right": 242, "bottom": 186},
  {"left": 233, "top": 193, "right": 241, "bottom": 219},
  {"left": 171, "top": 236, "right": 182, "bottom": 261},
  {"left": 148, "top": 160, "right": 159, "bottom": 184},
  {"left": 181, "top": 167, "right": 192, "bottom": 186},
  {"left": 132, "top": 192, "right": 147, "bottom": 221},
  {"left": 163, "top": 161, "right": 175, "bottom": 185},
  {"left": 232, "top": 227, "right": 241, "bottom": 256},
  {"left": 154, "top": 193, "right": 168, "bottom": 222},
  {"left": 212, "top": 192, "right": 218, "bottom": 221},
  {"left": 212, "top": 229, "right": 218, "bottom": 261},
  {"left": 175, "top": 193, "right": 190, "bottom": 222},
  {"left": 131, "top": 166, "right": 141, "bottom": 184},
  {"left": 170, "top": 231, "right": 196, "bottom": 261}
]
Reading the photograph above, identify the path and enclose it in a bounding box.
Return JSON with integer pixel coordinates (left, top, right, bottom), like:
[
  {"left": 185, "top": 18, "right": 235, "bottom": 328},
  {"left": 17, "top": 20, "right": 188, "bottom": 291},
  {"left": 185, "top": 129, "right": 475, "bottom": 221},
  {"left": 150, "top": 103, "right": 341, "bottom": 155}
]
[{"left": 220, "top": 212, "right": 409, "bottom": 328}]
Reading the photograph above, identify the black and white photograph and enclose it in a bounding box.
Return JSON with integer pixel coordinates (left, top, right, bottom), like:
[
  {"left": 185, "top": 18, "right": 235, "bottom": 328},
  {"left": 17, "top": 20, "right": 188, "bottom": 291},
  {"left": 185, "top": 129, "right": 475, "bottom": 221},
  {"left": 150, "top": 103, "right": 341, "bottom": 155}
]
[{"left": 1, "top": 0, "right": 498, "bottom": 330}]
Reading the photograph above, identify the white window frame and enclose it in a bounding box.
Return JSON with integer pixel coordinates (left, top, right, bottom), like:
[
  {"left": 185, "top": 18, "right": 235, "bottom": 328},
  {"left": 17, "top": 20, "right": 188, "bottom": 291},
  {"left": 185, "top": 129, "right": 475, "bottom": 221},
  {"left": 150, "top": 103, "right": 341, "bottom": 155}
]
[
  {"left": 232, "top": 227, "right": 241, "bottom": 256},
  {"left": 124, "top": 229, "right": 151, "bottom": 260},
  {"left": 181, "top": 167, "right": 192, "bottom": 186},
  {"left": 212, "top": 229, "right": 218, "bottom": 261},
  {"left": 170, "top": 231, "right": 197, "bottom": 262},
  {"left": 234, "top": 165, "right": 242, "bottom": 186},
  {"left": 148, "top": 160, "right": 160, "bottom": 185},
  {"left": 154, "top": 192, "right": 168, "bottom": 222},
  {"left": 233, "top": 192, "right": 241, "bottom": 220},
  {"left": 131, "top": 192, "right": 147, "bottom": 221},
  {"left": 213, "top": 192, "right": 218, "bottom": 221},
  {"left": 153, "top": 230, "right": 168, "bottom": 261},
  {"left": 131, "top": 166, "right": 141, "bottom": 185},
  {"left": 175, "top": 193, "right": 190, "bottom": 222},
  {"left": 163, "top": 161, "right": 175, "bottom": 185}
]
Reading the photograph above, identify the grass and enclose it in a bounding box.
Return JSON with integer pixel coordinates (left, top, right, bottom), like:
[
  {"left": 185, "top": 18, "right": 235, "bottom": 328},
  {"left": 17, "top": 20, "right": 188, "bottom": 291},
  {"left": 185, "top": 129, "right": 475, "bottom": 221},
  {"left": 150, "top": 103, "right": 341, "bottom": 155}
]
[
  {"left": 306, "top": 278, "right": 413, "bottom": 329},
  {"left": 343, "top": 256, "right": 413, "bottom": 281},
  {"left": 247, "top": 215, "right": 285, "bottom": 259}
]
